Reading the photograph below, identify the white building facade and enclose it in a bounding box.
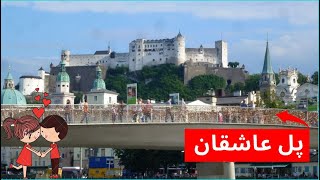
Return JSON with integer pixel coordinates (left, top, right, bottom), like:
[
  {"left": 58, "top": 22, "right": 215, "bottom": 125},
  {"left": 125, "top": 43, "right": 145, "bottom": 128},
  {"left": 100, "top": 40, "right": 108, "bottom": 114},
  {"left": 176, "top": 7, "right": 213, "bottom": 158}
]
[
  {"left": 50, "top": 57, "right": 75, "bottom": 105},
  {"left": 276, "top": 68, "right": 300, "bottom": 104},
  {"left": 19, "top": 67, "right": 49, "bottom": 95},
  {"left": 63, "top": 32, "right": 229, "bottom": 72},
  {"left": 86, "top": 65, "right": 118, "bottom": 105}
]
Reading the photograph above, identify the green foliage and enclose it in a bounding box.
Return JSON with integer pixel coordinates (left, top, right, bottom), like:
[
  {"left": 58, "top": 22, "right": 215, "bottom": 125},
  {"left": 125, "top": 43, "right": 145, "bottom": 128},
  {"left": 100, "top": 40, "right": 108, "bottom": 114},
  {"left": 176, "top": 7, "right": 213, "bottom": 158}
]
[
  {"left": 311, "top": 71, "right": 318, "bottom": 85},
  {"left": 260, "top": 91, "right": 285, "bottom": 108},
  {"left": 105, "top": 76, "right": 133, "bottom": 101},
  {"left": 244, "top": 74, "right": 260, "bottom": 93},
  {"left": 228, "top": 62, "right": 240, "bottom": 68},
  {"left": 26, "top": 92, "right": 44, "bottom": 104},
  {"left": 274, "top": 73, "right": 280, "bottom": 85},
  {"left": 74, "top": 92, "right": 83, "bottom": 104},
  {"left": 188, "top": 75, "right": 226, "bottom": 98},
  {"left": 298, "top": 72, "right": 308, "bottom": 85},
  {"left": 107, "top": 66, "right": 129, "bottom": 76}
]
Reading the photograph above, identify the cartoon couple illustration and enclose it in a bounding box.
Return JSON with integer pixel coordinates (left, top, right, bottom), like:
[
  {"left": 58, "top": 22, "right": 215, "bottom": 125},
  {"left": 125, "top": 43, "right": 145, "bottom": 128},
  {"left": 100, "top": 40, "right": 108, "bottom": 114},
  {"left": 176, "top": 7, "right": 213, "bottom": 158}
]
[{"left": 3, "top": 115, "right": 68, "bottom": 179}]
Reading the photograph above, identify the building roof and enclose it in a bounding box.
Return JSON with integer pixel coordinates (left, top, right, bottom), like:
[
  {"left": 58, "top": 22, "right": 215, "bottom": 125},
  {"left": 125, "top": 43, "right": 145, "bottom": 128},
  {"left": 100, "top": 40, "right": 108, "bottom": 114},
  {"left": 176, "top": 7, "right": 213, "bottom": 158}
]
[
  {"left": 262, "top": 41, "right": 274, "bottom": 74},
  {"left": 5, "top": 72, "right": 13, "bottom": 80},
  {"left": 1, "top": 89, "right": 27, "bottom": 105},
  {"left": 89, "top": 89, "right": 118, "bottom": 95},
  {"left": 216, "top": 96, "right": 247, "bottom": 105},
  {"left": 20, "top": 75, "right": 42, "bottom": 79},
  {"left": 94, "top": 50, "right": 111, "bottom": 55},
  {"left": 56, "top": 59, "right": 70, "bottom": 82},
  {"left": 1, "top": 67, "right": 26, "bottom": 105},
  {"left": 38, "top": 67, "right": 44, "bottom": 70}
]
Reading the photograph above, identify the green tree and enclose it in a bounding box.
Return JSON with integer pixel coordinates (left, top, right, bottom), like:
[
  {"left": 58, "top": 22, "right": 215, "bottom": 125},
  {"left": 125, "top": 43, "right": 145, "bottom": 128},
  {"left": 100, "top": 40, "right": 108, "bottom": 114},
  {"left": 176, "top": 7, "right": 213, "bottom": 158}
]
[
  {"left": 260, "top": 91, "right": 285, "bottom": 108},
  {"left": 311, "top": 71, "right": 318, "bottom": 85},
  {"left": 105, "top": 76, "right": 133, "bottom": 101},
  {"left": 188, "top": 75, "right": 226, "bottom": 98},
  {"left": 298, "top": 72, "right": 308, "bottom": 85},
  {"left": 244, "top": 74, "right": 261, "bottom": 93},
  {"left": 74, "top": 92, "right": 83, "bottom": 104},
  {"left": 228, "top": 62, "right": 240, "bottom": 68}
]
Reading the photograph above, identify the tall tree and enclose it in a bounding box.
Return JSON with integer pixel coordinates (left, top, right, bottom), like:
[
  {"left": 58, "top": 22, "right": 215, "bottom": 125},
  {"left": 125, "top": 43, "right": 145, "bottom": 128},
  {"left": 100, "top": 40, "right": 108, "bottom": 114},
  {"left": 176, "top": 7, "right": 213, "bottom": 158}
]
[
  {"left": 244, "top": 74, "right": 260, "bottom": 92},
  {"left": 311, "top": 71, "right": 318, "bottom": 85},
  {"left": 298, "top": 72, "right": 308, "bottom": 85}
]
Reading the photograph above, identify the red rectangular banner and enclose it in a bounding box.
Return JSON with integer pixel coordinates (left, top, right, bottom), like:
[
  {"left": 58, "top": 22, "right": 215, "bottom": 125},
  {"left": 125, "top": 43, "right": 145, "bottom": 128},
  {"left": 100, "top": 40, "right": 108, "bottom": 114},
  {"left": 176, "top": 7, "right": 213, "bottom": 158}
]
[{"left": 185, "top": 129, "right": 310, "bottom": 162}]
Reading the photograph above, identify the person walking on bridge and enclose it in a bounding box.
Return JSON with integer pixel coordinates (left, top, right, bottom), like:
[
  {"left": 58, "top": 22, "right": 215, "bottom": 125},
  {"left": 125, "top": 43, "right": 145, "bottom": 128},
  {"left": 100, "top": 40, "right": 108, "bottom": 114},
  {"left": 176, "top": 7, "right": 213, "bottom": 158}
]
[
  {"left": 80, "top": 99, "right": 89, "bottom": 123},
  {"left": 64, "top": 99, "right": 72, "bottom": 124},
  {"left": 165, "top": 98, "right": 174, "bottom": 122},
  {"left": 118, "top": 100, "right": 126, "bottom": 123}
]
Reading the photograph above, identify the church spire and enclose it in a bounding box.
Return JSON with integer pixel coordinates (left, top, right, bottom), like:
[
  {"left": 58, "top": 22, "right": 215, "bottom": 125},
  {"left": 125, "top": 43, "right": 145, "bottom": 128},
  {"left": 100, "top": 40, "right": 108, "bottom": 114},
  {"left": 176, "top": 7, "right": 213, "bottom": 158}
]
[{"left": 261, "top": 40, "right": 273, "bottom": 74}]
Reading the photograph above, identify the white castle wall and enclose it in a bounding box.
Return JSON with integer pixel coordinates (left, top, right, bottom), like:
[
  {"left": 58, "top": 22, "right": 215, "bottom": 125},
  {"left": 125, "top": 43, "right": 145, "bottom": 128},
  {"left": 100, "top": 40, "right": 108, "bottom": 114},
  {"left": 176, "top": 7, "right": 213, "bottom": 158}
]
[
  {"left": 64, "top": 34, "right": 229, "bottom": 72},
  {"left": 19, "top": 77, "right": 44, "bottom": 95}
]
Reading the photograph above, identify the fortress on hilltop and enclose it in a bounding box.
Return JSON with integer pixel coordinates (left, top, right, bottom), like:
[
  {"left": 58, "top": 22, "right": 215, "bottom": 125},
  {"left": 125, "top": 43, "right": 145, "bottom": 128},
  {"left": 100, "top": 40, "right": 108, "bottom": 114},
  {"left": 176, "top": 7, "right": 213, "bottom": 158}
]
[{"left": 61, "top": 31, "right": 229, "bottom": 72}]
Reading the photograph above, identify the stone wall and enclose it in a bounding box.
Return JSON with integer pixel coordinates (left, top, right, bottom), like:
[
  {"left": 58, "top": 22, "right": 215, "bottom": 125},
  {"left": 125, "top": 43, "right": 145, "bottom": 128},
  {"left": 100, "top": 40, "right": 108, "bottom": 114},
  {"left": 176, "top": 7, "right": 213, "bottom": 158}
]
[
  {"left": 49, "top": 65, "right": 107, "bottom": 93},
  {"left": 184, "top": 61, "right": 248, "bottom": 85}
]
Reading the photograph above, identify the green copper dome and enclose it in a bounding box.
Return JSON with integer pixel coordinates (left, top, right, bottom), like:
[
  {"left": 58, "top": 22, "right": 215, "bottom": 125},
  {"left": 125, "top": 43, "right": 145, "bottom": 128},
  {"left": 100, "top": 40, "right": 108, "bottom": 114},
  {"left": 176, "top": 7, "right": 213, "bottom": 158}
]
[
  {"left": 92, "top": 65, "right": 106, "bottom": 90},
  {"left": 1, "top": 89, "right": 27, "bottom": 105},
  {"left": 93, "top": 79, "right": 106, "bottom": 90},
  {"left": 56, "top": 72, "right": 70, "bottom": 82},
  {"left": 1, "top": 70, "right": 26, "bottom": 105},
  {"left": 56, "top": 59, "right": 70, "bottom": 82}
]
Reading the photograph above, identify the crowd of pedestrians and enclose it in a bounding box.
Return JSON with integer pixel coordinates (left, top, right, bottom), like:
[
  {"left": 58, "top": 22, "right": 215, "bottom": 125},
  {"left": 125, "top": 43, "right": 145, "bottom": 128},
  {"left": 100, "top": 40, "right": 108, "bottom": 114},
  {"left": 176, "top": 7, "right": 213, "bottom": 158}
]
[{"left": 1, "top": 99, "right": 317, "bottom": 127}]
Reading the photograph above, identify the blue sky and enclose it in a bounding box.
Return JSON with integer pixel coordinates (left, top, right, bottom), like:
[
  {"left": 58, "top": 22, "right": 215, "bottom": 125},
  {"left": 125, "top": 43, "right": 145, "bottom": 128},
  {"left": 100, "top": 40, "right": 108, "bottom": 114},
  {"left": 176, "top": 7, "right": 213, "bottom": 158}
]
[{"left": 1, "top": 1, "right": 319, "bottom": 87}]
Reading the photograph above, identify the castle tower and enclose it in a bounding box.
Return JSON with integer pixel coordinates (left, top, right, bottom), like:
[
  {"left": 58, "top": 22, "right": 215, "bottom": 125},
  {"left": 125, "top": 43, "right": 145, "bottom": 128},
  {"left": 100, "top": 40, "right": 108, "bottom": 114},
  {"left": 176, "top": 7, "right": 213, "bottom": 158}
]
[
  {"left": 215, "top": 40, "right": 228, "bottom": 68},
  {"left": 276, "top": 67, "right": 299, "bottom": 104},
  {"left": 51, "top": 58, "right": 75, "bottom": 105},
  {"left": 259, "top": 40, "right": 276, "bottom": 95},
  {"left": 3, "top": 66, "right": 14, "bottom": 89},
  {"left": 61, "top": 50, "right": 71, "bottom": 66},
  {"left": 38, "top": 67, "right": 45, "bottom": 79},
  {"left": 1, "top": 66, "right": 27, "bottom": 105},
  {"left": 174, "top": 31, "right": 186, "bottom": 65},
  {"left": 55, "top": 58, "right": 70, "bottom": 93}
]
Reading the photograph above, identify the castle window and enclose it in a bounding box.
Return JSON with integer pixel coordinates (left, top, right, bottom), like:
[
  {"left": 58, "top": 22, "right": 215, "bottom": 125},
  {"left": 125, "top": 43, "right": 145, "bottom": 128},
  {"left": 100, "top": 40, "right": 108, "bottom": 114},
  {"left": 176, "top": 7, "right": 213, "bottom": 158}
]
[
  {"left": 153, "top": 49, "right": 155, "bottom": 51},
  {"left": 67, "top": 85, "right": 68, "bottom": 87},
  {"left": 138, "top": 49, "right": 141, "bottom": 52},
  {"left": 138, "top": 53, "right": 140, "bottom": 55},
  {"left": 161, "top": 44, "right": 162, "bottom": 46},
  {"left": 293, "top": 79, "right": 296, "bottom": 83},
  {"left": 153, "top": 59, "right": 155, "bottom": 62},
  {"left": 282, "top": 79, "right": 285, "bottom": 83},
  {"left": 132, "top": 59, "right": 135, "bottom": 61},
  {"left": 227, "top": 79, "right": 232, "bottom": 85},
  {"left": 58, "top": 85, "right": 60, "bottom": 87},
  {"left": 132, "top": 46, "right": 135, "bottom": 49},
  {"left": 62, "top": 85, "right": 65, "bottom": 87},
  {"left": 138, "top": 45, "right": 140, "bottom": 48},
  {"left": 132, "top": 50, "right": 135, "bottom": 52},
  {"left": 160, "top": 58, "right": 162, "bottom": 61},
  {"left": 94, "top": 96, "right": 97, "bottom": 101},
  {"left": 166, "top": 58, "right": 168, "bottom": 61}
]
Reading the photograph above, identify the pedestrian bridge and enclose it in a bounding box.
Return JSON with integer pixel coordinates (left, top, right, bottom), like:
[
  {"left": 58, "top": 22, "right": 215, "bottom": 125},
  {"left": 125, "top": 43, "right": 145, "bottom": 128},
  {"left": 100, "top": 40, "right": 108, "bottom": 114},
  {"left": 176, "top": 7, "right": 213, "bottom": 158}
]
[{"left": 1, "top": 105, "right": 318, "bottom": 148}]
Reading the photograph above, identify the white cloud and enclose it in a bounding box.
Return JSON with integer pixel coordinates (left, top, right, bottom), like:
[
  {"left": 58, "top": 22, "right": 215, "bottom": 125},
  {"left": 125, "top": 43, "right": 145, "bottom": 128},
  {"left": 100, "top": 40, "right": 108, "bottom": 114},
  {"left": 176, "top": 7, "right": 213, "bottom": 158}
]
[
  {"left": 230, "top": 30, "right": 319, "bottom": 75},
  {"left": 2, "top": 2, "right": 318, "bottom": 25}
]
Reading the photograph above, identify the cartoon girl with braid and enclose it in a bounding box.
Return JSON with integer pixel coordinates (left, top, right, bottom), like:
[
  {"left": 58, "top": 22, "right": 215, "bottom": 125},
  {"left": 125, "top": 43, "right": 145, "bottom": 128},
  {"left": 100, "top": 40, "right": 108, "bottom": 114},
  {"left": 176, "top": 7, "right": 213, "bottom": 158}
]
[{"left": 3, "top": 115, "right": 42, "bottom": 179}]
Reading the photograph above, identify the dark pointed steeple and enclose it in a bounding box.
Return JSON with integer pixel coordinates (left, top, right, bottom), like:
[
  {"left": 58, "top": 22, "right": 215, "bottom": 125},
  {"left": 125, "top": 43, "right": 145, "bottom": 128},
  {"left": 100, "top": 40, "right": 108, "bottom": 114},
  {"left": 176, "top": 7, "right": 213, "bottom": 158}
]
[{"left": 262, "top": 40, "right": 273, "bottom": 74}]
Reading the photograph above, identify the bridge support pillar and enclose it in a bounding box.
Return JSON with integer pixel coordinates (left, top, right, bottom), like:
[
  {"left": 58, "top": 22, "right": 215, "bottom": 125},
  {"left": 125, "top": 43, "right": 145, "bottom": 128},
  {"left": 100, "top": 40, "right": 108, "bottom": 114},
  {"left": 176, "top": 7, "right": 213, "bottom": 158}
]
[{"left": 197, "top": 162, "right": 235, "bottom": 179}]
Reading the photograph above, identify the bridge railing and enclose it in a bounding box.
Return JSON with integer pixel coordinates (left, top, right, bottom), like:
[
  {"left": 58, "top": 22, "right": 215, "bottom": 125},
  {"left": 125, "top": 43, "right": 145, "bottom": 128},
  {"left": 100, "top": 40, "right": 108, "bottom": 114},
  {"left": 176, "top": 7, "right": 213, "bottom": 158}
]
[{"left": 1, "top": 104, "right": 318, "bottom": 127}]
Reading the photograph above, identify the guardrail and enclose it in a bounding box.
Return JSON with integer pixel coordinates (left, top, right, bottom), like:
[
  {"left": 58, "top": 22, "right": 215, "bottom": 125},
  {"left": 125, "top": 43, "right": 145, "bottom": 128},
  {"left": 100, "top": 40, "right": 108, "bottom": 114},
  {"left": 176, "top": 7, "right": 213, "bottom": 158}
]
[{"left": 1, "top": 104, "right": 318, "bottom": 127}]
